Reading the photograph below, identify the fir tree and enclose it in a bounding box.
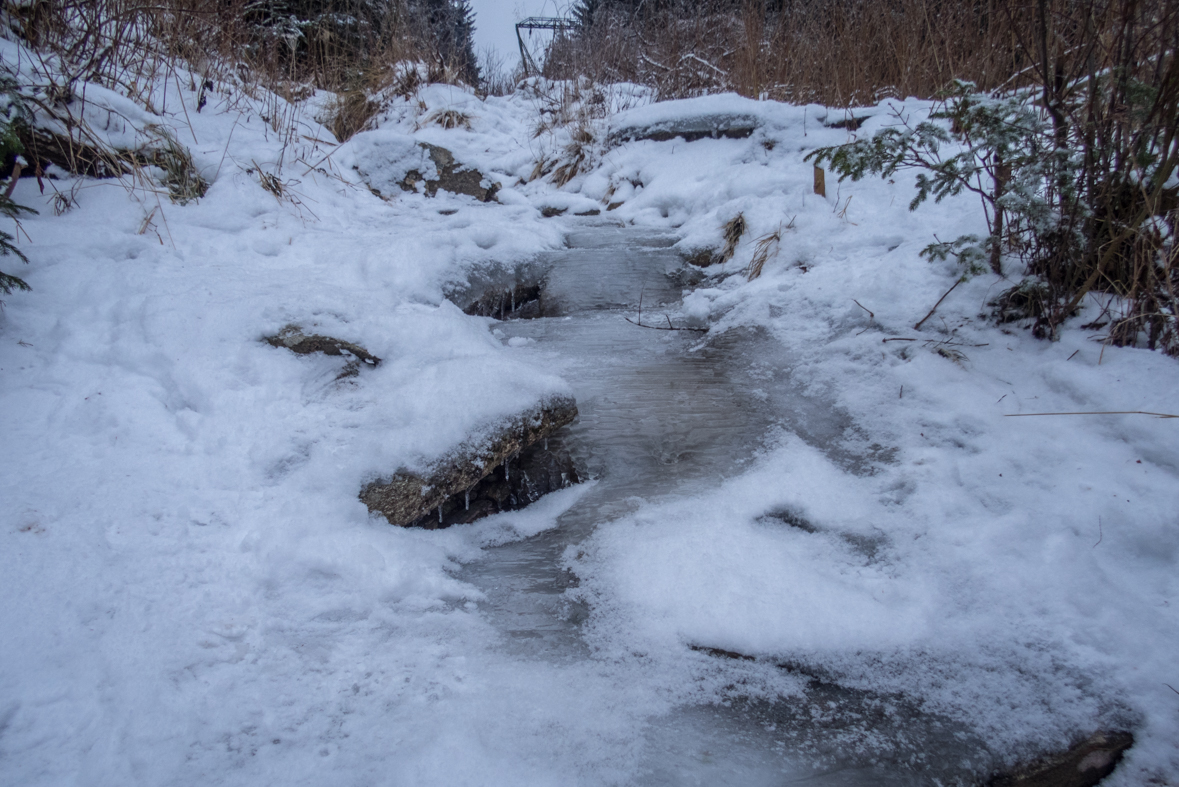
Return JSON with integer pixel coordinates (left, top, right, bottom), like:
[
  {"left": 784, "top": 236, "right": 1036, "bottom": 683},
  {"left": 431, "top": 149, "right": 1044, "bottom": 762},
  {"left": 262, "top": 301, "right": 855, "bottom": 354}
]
[{"left": 0, "top": 71, "right": 34, "bottom": 300}]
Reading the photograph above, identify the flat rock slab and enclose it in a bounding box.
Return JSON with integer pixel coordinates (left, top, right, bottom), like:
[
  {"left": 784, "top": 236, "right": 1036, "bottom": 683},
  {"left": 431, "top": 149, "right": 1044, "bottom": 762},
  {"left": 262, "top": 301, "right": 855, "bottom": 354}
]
[
  {"left": 610, "top": 113, "right": 758, "bottom": 144},
  {"left": 361, "top": 394, "right": 578, "bottom": 527}
]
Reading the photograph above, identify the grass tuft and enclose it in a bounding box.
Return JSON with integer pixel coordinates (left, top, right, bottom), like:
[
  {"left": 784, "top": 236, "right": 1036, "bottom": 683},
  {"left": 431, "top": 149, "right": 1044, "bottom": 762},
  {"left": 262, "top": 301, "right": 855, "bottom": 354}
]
[{"left": 717, "top": 213, "right": 746, "bottom": 264}]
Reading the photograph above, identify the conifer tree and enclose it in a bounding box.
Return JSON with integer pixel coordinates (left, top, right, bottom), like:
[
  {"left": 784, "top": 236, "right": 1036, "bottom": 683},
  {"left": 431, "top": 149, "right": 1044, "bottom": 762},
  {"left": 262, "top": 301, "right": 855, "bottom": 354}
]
[{"left": 0, "top": 72, "right": 34, "bottom": 300}]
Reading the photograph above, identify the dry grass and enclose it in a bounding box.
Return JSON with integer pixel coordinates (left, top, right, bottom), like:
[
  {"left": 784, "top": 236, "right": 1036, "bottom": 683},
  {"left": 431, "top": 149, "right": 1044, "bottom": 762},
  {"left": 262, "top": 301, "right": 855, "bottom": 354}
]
[
  {"left": 142, "top": 125, "right": 206, "bottom": 204},
  {"left": 427, "top": 109, "right": 474, "bottom": 130},
  {"left": 550, "top": 125, "right": 595, "bottom": 186},
  {"left": 324, "top": 88, "right": 380, "bottom": 142},
  {"left": 747, "top": 218, "right": 794, "bottom": 280},
  {"left": 718, "top": 213, "right": 746, "bottom": 264},
  {"left": 548, "top": 0, "right": 1047, "bottom": 104}
]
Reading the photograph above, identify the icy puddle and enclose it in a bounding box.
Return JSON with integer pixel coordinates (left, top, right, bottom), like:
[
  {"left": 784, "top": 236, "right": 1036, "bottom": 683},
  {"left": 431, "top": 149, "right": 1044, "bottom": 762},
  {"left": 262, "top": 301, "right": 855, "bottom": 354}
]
[{"left": 455, "top": 222, "right": 990, "bottom": 785}]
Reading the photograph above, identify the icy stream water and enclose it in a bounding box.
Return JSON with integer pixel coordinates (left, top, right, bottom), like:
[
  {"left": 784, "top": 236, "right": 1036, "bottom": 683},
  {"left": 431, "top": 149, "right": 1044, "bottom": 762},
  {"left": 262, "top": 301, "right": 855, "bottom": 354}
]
[{"left": 455, "top": 222, "right": 989, "bottom": 785}]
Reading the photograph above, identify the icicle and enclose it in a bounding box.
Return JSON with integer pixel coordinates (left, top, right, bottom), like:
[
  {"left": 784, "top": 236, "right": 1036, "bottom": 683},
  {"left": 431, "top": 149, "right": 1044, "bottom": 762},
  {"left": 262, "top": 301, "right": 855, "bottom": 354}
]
[
  {"left": 464, "top": 490, "right": 470, "bottom": 511},
  {"left": 504, "top": 460, "right": 510, "bottom": 482},
  {"left": 544, "top": 438, "right": 548, "bottom": 451},
  {"left": 438, "top": 504, "right": 443, "bottom": 524},
  {"left": 511, "top": 288, "right": 516, "bottom": 313}
]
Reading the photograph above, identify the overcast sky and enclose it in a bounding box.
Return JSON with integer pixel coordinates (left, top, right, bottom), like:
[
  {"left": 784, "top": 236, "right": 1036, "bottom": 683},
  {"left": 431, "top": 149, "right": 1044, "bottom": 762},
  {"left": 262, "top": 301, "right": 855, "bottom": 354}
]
[{"left": 468, "top": 0, "right": 573, "bottom": 71}]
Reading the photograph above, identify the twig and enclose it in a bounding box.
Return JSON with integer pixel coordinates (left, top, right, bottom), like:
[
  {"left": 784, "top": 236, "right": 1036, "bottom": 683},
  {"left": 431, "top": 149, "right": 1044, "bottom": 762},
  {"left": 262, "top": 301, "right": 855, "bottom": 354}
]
[
  {"left": 852, "top": 299, "right": 874, "bottom": 319},
  {"left": 623, "top": 316, "right": 708, "bottom": 332},
  {"left": 1005, "top": 411, "right": 1178, "bottom": 418},
  {"left": 1094, "top": 517, "right": 1103, "bottom": 548},
  {"left": 137, "top": 206, "right": 158, "bottom": 235},
  {"left": 914, "top": 278, "right": 962, "bottom": 330},
  {"left": 1165, "top": 683, "right": 1179, "bottom": 697},
  {"left": 171, "top": 68, "right": 198, "bottom": 145},
  {"left": 213, "top": 116, "right": 239, "bottom": 185},
  {"left": 883, "top": 337, "right": 916, "bottom": 343},
  {"left": 925, "top": 339, "right": 988, "bottom": 348}
]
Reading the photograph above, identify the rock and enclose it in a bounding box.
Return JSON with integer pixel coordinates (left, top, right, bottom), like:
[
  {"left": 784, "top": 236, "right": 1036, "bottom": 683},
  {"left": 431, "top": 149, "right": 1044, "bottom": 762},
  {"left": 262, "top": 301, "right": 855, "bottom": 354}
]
[
  {"left": 461, "top": 280, "right": 546, "bottom": 321},
  {"left": 540, "top": 206, "right": 567, "bottom": 218},
  {"left": 610, "top": 112, "right": 758, "bottom": 144},
  {"left": 265, "top": 325, "right": 381, "bottom": 378},
  {"left": 989, "top": 731, "right": 1134, "bottom": 787},
  {"left": 824, "top": 115, "right": 869, "bottom": 131},
  {"left": 401, "top": 143, "right": 499, "bottom": 202},
  {"left": 360, "top": 394, "right": 579, "bottom": 528},
  {"left": 432, "top": 432, "right": 580, "bottom": 528},
  {"left": 574, "top": 208, "right": 601, "bottom": 216},
  {"left": 682, "top": 247, "right": 720, "bottom": 267}
]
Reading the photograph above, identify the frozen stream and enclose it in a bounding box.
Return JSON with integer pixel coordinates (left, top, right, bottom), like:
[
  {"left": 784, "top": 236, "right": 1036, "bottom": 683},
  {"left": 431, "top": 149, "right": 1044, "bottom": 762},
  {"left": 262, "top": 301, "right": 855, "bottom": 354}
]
[{"left": 454, "top": 222, "right": 993, "bottom": 785}]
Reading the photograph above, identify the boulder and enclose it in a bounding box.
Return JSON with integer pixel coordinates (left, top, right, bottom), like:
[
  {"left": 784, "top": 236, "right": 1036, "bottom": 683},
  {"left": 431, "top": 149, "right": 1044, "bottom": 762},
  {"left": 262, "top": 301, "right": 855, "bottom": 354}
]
[
  {"left": 401, "top": 143, "right": 499, "bottom": 202},
  {"left": 349, "top": 132, "right": 499, "bottom": 202},
  {"left": 989, "top": 731, "right": 1134, "bottom": 787},
  {"left": 360, "top": 394, "right": 579, "bottom": 528}
]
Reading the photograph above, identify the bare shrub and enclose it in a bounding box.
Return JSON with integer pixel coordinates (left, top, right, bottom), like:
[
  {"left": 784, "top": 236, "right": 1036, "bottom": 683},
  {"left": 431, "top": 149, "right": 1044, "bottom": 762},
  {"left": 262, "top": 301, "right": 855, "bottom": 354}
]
[{"left": 478, "top": 46, "right": 520, "bottom": 98}]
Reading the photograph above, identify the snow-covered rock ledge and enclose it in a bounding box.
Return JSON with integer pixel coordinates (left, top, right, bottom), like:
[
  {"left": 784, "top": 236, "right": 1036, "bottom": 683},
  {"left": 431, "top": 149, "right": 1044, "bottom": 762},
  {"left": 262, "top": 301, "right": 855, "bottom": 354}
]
[
  {"left": 608, "top": 95, "right": 760, "bottom": 144},
  {"left": 360, "top": 394, "right": 579, "bottom": 528}
]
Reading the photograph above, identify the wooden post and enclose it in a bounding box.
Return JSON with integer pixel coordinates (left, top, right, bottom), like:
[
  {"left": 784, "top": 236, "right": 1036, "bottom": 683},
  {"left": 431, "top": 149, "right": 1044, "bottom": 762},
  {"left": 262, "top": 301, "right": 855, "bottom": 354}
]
[
  {"left": 813, "top": 165, "right": 826, "bottom": 197},
  {"left": 3, "top": 159, "right": 23, "bottom": 201}
]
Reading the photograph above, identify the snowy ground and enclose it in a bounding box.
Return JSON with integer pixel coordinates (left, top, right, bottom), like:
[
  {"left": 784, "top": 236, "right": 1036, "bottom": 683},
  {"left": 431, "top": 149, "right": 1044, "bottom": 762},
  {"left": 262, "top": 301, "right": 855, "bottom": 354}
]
[{"left": 1, "top": 36, "right": 1177, "bottom": 786}]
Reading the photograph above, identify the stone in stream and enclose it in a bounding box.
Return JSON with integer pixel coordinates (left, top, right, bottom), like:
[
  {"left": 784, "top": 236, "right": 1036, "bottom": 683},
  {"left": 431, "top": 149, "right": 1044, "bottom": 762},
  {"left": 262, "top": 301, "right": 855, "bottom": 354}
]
[{"left": 360, "top": 395, "right": 579, "bottom": 529}]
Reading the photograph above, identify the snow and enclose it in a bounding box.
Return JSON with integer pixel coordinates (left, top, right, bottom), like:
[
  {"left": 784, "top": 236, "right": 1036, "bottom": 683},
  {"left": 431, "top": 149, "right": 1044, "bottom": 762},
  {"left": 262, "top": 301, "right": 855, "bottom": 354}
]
[{"left": 1, "top": 32, "right": 1177, "bottom": 786}]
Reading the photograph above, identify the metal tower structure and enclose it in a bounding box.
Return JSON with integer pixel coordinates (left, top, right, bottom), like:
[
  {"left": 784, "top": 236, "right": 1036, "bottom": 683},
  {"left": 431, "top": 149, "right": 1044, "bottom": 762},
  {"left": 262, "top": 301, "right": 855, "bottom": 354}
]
[{"left": 515, "top": 16, "right": 575, "bottom": 77}]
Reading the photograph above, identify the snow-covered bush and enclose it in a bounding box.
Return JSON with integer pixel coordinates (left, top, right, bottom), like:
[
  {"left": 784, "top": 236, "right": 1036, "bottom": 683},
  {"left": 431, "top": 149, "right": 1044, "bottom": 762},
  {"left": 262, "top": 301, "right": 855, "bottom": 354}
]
[
  {"left": 811, "top": 59, "right": 1178, "bottom": 352},
  {"left": 809, "top": 83, "right": 1074, "bottom": 278}
]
